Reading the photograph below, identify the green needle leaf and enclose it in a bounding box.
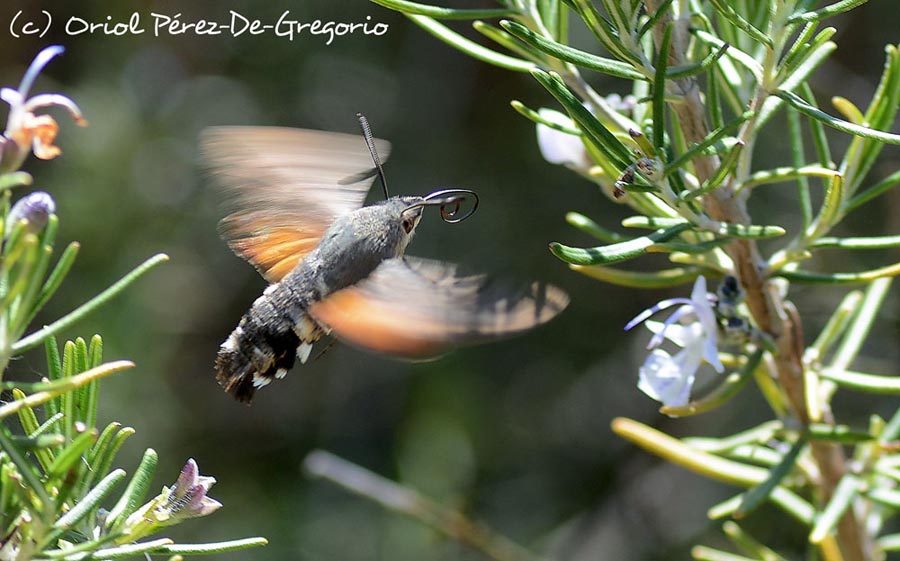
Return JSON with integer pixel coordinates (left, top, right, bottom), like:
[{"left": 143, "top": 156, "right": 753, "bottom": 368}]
[
  {"left": 6, "top": 434, "right": 64, "bottom": 449},
  {"left": 565, "top": 212, "right": 627, "bottom": 242},
  {"left": 691, "top": 546, "right": 759, "bottom": 561},
  {"left": 550, "top": 223, "right": 692, "bottom": 265},
  {"left": 878, "top": 533, "right": 900, "bottom": 551},
  {"left": 806, "top": 174, "right": 843, "bottom": 240},
  {"left": 636, "top": 0, "right": 672, "bottom": 40},
  {"left": 0, "top": 425, "right": 52, "bottom": 512},
  {"left": 722, "top": 521, "right": 790, "bottom": 561},
  {"left": 621, "top": 216, "right": 688, "bottom": 229},
  {"left": 0, "top": 361, "right": 134, "bottom": 420},
  {"left": 832, "top": 277, "right": 893, "bottom": 371},
  {"left": 370, "top": 0, "right": 517, "bottom": 19},
  {"left": 708, "top": 487, "right": 815, "bottom": 525},
  {"left": 667, "top": 44, "right": 730, "bottom": 80},
  {"left": 407, "top": 15, "right": 535, "bottom": 72},
  {"left": 807, "top": 423, "right": 873, "bottom": 444},
  {"left": 158, "top": 538, "right": 270, "bottom": 555},
  {"left": 714, "top": 221, "right": 786, "bottom": 239},
  {"left": 106, "top": 447, "right": 158, "bottom": 530},
  {"left": 867, "top": 487, "right": 900, "bottom": 509},
  {"left": 805, "top": 290, "right": 863, "bottom": 365},
  {"left": 735, "top": 435, "right": 806, "bottom": 518},
  {"left": 30, "top": 241, "right": 80, "bottom": 322},
  {"left": 819, "top": 368, "right": 900, "bottom": 394},
  {"left": 500, "top": 20, "right": 644, "bottom": 79},
  {"left": 12, "top": 253, "right": 168, "bottom": 354},
  {"left": 12, "top": 389, "right": 55, "bottom": 472},
  {"left": 571, "top": 264, "right": 701, "bottom": 288},
  {"left": 56, "top": 538, "right": 175, "bottom": 560},
  {"left": 788, "top": 0, "right": 872, "bottom": 23},
  {"left": 621, "top": 216, "right": 785, "bottom": 238},
  {"left": 510, "top": 101, "right": 581, "bottom": 134},
  {"left": 776, "top": 89, "right": 900, "bottom": 144},
  {"left": 531, "top": 69, "right": 632, "bottom": 167},
  {"left": 692, "top": 29, "right": 763, "bottom": 81},
  {"left": 46, "top": 428, "right": 97, "bottom": 479},
  {"left": 787, "top": 99, "right": 813, "bottom": 229},
  {"left": 0, "top": 171, "right": 33, "bottom": 190},
  {"left": 844, "top": 168, "right": 900, "bottom": 213},
  {"left": 809, "top": 474, "right": 862, "bottom": 544},
  {"left": 472, "top": 21, "right": 545, "bottom": 63},
  {"left": 652, "top": 23, "right": 672, "bottom": 150},
  {"left": 741, "top": 165, "right": 840, "bottom": 190},
  {"left": 777, "top": 263, "right": 900, "bottom": 284},
  {"left": 88, "top": 426, "right": 136, "bottom": 498},
  {"left": 683, "top": 140, "right": 744, "bottom": 200},
  {"left": 832, "top": 96, "right": 865, "bottom": 124},
  {"left": 664, "top": 111, "right": 752, "bottom": 175},
  {"left": 611, "top": 417, "right": 768, "bottom": 486},
  {"left": 54, "top": 468, "right": 126, "bottom": 529},
  {"left": 812, "top": 234, "right": 900, "bottom": 249},
  {"left": 708, "top": 0, "right": 773, "bottom": 46}
]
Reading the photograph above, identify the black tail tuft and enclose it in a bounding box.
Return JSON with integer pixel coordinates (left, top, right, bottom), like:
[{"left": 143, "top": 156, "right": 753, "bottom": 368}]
[
  {"left": 215, "top": 322, "right": 301, "bottom": 404},
  {"left": 214, "top": 346, "right": 258, "bottom": 404}
]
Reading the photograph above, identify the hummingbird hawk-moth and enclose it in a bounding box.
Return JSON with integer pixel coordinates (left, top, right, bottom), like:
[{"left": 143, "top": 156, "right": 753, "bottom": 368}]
[{"left": 202, "top": 119, "right": 569, "bottom": 403}]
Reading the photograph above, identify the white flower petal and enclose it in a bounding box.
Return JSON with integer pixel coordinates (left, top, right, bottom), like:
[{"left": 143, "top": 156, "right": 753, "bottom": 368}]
[
  {"left": 536, "top": 109, "right": 590, "bottom": 169},
  {"left": 645, "top": 320, "right": 690, "bottom": 347},
  {"left": 17, "top": 46, "right": 65, "bottom": 100},
  {"left": 638, "top": 349, "right": 696, "bottom": 407},
  {"left": 624, "top": 297, "right": 692, "bottom": 331},
  {"left": 648, "top": 304, "right": 695, "bottom": 348},
  {"left": 676, "top": 329, "right": 706, "bottom": 373},
  {"left": 690, "top": 275, "right": 708, "bottom": 303},
  {"left": 0, "top": 88, "right": 21, "bottom": 106},
  {"left": 630, "top": 275, "right": 725, "bottom": 404},
  {"left": 703, "top": 335, "right": 725, "bottom": 373}
]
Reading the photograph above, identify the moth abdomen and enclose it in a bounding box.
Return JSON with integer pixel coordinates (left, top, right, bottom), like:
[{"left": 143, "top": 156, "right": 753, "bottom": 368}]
[{"left": 215, "top": 282, "right": 317, "bottom": 403}]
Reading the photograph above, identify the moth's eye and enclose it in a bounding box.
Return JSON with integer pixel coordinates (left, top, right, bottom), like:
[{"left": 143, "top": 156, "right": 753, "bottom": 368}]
[{"left": 402, "top": 217, "right": 415, "bottom": 234}]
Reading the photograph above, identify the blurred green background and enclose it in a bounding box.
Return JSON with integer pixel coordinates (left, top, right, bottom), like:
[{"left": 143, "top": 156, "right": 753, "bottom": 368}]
[{"left": 1, "top": 1, "right": 898, "bottom": 559}]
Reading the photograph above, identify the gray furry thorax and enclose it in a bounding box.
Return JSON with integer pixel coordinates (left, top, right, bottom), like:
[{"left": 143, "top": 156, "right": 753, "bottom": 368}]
[{"left": 277, "top": 196, "right": 424, "bottom": 303}]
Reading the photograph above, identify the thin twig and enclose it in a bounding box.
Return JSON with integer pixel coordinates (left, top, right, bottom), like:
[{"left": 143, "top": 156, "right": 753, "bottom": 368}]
[{"left": 303, "top": 450, "right": 551, "bottom": 561}]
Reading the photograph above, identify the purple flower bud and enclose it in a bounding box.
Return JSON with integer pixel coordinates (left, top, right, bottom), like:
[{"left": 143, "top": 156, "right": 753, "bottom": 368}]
[{"left": 7, "top": 191, "right": 55, "bottom": 236}]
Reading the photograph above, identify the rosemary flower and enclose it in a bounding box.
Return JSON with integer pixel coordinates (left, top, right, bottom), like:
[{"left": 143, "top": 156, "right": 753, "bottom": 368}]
[
  {"left": 0, "top": 45, "right": 87, "bottom": 172},
  {"left": 535, "top": 108, "right": 592, "bottom": 172},
  {"left": 625, "top": 276, "right": 724, "bottom": 407},
  {"left": 162, "top": 458, "right": 222, "bottom": 521}
]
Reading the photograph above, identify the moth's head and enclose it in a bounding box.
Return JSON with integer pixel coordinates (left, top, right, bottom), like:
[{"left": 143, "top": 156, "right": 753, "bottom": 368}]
[{"left": 371, "top": 189, "right": 479, "bottom": 257}]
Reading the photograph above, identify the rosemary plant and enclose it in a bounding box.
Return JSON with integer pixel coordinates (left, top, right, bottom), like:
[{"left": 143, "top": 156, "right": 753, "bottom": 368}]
[
  {"left": 0, "top": 47, "right": 266, "bottom": 560},
  {"left": 305, "top": 1, "right": 900, "bottom": 560}
]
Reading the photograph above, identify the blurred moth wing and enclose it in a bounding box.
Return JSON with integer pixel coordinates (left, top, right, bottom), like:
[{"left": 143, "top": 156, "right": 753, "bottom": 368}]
[
  {"left": 200, "top": 126, "right": 391, "bottom": 282},
  {"left": 311, "top": 257, "right": 570, "bottom": 358}
]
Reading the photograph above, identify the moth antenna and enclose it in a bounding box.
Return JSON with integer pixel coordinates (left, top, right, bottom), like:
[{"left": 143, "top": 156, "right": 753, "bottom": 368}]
[{"left": 357, "top": 113, "right": 389, "bottom": 199}]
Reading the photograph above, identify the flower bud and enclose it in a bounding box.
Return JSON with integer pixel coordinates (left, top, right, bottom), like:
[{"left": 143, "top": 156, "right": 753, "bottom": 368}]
[{"left": 6, "top": 191, "right": 55, "bottom": 237}]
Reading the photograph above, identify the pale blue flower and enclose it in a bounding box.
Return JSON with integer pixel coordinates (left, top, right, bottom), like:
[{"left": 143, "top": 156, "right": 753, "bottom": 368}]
[
  {"left": 0, "top": 46, "right": 86, "bottom": 171},
  {"left": 625, "top": 276, "right": 724, "bottom": 407}
]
